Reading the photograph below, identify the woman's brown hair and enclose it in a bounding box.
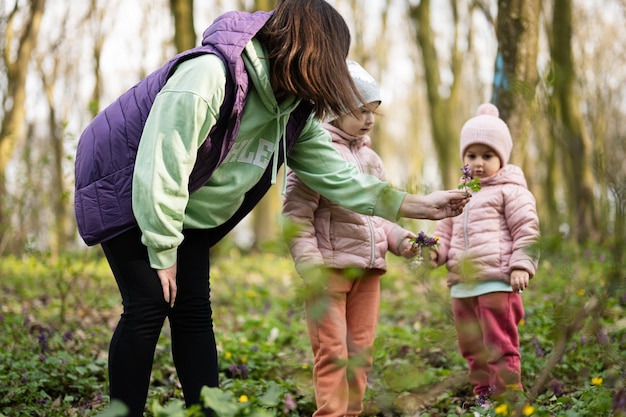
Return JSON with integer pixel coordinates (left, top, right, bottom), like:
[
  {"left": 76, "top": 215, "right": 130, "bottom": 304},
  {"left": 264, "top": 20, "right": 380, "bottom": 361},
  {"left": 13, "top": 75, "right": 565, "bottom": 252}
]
[{"left": 256, "top": 0, "right": 361, "bottom": 120}]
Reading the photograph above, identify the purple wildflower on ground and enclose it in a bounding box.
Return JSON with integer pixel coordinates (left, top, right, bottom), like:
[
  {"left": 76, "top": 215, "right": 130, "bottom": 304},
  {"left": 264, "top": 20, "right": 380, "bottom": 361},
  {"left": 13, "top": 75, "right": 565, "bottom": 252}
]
[
  {"left": 549, "top": 378, "right": 563, "bottom": 396},
  {"left": 38, "top": 332, "right": 49, "bottom": 353},
  {"left": 63, "top": 330, "right": 73, "bottom": 342},
  {"left": 284, "top": 393, "right": 297, "bottom": 411},
  {"left": 239, "top": 363, "right": 249, "bottom": 379}
]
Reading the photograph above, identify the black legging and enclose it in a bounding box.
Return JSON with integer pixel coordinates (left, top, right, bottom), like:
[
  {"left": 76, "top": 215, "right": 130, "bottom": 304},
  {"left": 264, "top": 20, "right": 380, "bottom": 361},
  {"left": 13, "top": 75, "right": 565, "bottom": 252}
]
[{"left": 101, "top": 227, "right": 217, "bottom": 416}]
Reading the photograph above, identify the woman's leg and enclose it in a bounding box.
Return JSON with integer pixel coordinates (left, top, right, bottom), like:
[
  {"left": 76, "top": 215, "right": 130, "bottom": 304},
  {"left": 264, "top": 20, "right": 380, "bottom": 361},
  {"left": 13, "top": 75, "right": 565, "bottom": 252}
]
[
  {"left": 102, "top": 227, "right": 170, "bottom": 417},
  {"left": 345, "top": 271, "right": 381, "bottom": 416},
  {"left": 168, "top": 229, "right": 218, "bottom": 413}
]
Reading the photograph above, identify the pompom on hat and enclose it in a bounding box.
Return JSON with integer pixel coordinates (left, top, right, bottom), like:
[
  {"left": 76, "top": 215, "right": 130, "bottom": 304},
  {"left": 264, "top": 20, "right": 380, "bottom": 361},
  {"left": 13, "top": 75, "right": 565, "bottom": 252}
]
[{"left": 459, "top": 103, "right": 513, "bottom": 166}]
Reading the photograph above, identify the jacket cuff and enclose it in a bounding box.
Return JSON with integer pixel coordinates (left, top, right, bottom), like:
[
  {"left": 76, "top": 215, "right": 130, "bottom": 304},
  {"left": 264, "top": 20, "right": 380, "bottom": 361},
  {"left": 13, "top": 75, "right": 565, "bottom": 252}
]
[
  {"left": 373, "top": 187, "right": 406, "bottom": 221},
  {"left": 148, "top": 246, "right": 178, "bottom": 270}
]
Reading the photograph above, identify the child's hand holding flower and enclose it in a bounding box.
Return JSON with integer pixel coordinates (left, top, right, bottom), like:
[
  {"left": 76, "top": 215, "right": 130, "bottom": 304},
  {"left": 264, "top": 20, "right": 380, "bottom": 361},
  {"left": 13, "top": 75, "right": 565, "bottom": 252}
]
[{"left": 410, "top": 231, "right": 440, "bottom": 268}]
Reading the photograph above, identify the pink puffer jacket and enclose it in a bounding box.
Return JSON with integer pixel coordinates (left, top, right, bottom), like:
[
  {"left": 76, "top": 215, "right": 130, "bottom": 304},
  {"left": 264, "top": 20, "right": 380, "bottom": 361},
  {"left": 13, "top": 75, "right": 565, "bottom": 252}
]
[
  {"left": 282, "top": 124, "right": 413, "bottom": 275},
  {"left": 434, "top": 164, "right": 540, "bottom": 287}
]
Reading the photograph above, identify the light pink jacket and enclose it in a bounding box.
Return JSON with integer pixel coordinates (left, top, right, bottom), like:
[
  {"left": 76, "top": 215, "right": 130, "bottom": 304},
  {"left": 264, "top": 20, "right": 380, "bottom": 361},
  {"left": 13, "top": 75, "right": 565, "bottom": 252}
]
[
  {"left": 282, "top": 123, "right": 413, "bottom": 275},
  {"left": 433, "top": 164, "right": 540, "bottom": 287}
]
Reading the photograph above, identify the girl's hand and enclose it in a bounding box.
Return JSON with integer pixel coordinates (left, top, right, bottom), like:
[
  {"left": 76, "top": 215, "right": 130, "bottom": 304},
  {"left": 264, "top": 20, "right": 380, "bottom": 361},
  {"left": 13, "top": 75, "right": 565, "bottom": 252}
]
[
  {"left": 157, "top": 264, "right": 178, "bottom": 307},
  {"left": 398, "top": 236, "right": 419, "bottom": 258},
  {"left": 510, "top": 269, "right": 529, "bottom": 293}
]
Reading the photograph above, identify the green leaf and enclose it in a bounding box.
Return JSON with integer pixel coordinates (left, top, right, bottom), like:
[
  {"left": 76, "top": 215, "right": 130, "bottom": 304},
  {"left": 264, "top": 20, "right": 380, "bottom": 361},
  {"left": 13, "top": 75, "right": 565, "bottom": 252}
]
[
  {"left": 200, "top": 387, "right": 242, "bottom": 417},
  {"left": 257, "top": 381, "right": 281, "bottom": 407}
]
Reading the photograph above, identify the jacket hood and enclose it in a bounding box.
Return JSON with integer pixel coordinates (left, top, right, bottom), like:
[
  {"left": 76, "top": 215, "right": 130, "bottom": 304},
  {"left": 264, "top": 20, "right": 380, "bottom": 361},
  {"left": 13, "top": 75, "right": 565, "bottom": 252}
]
[
  {"left": 203, "top": 10, "right": 300, "bottom": 192},
  {"left": 323, "top": 123, "right": 370, "bottom": 150},
  {"left": 479, "top": 164, "right": 528, "bottom": 189}
]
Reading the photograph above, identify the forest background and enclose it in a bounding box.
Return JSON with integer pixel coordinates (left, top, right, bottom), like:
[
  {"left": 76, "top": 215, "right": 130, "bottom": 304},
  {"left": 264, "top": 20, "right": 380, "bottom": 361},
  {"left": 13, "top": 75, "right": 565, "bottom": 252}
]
[
  {"left": 1, "top": 0, "right": 625, "bottom": 253},
  {"left": 1, "top": 0, "right": 625, "bottom": 416}
]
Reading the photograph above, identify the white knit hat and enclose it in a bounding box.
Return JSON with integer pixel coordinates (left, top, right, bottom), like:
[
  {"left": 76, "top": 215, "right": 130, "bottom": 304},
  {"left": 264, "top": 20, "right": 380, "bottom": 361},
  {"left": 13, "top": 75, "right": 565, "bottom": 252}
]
[
  {"left": 347, "top": 60, "right": 381, "bottom": 107},
  {"left": 460, "top": 103, "right": 513, "bottom": 166}
]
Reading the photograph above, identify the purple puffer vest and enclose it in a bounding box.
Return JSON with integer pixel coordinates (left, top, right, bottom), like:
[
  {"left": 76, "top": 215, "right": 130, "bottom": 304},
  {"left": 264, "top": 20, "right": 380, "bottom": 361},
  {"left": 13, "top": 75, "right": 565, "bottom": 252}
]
[{"left": 74, "top": 10, "right": 312, "bottom": 247}]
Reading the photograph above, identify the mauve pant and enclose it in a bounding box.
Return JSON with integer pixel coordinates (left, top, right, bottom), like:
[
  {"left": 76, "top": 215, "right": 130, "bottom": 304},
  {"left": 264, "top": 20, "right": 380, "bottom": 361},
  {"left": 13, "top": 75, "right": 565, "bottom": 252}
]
[
  {"left": 452, "top": 292, "right": 524, "bottom": 396},
  {"left": 305, "top": 269, "right": 382, "bottom": 417},
  {"left": 101, "top": 227, "right": 217, "bottom": 416}
]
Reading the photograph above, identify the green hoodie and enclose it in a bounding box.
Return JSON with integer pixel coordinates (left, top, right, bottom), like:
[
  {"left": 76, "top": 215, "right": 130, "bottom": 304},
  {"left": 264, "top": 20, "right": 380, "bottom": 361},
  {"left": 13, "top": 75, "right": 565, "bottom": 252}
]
[{"left": 133, "top": 39, "right": 406, "bottom": 269}]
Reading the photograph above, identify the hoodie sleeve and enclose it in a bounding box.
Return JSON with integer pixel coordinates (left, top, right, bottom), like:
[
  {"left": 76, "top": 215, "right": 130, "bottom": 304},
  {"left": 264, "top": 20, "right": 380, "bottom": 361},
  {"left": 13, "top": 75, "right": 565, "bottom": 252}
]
[
  {"left": 132, "top": 55, "right": 227, "bottom": 269},
  {"left": 286, "top": 119, "right": 407, "bottom": 222},
  {"left": 282, "top": 169, "right": 325, "bottom": 274},
  {"left": 504, "top": 185, "right": 541, "bottom": 277}
]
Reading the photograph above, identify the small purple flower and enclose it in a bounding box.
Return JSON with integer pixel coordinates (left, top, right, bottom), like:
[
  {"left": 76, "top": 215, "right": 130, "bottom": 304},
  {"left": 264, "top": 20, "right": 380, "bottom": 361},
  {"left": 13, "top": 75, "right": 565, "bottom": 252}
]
[
  {"left": 39, "top": 354, "right": 46, "bottom": 363},
  {"left": 38, "top": 332, "right": 49, "bottom": 352},
  {"left": 229, "top": 363, "right": 239, "bottom": 375},
  {"left": 239, "top": 363, "right": 249, "bottom": 379},
  {"left": 530, "top": 337, "right": 544, "bottom": 357},
  {"left": 398, "top": 345, "right": 410, "bottom": 357},
  {"left": 549, "top": 378, "right": 563, "bottom": 396},
  {"left": 284, "top": 393, "right": 297, "bottom": 411},
  {"left": 63, "top": 330, "right": 74, "bottom": 342},
  {"left": 458, "top": 164, "right": 481, "bottom": 193}
]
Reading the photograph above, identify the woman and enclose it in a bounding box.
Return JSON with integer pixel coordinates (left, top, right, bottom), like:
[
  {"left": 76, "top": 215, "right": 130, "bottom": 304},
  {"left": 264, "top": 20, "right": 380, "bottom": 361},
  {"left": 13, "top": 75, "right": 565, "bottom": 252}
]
[{"left": 74, "top": 1, "right": 469, "bottom": 415}]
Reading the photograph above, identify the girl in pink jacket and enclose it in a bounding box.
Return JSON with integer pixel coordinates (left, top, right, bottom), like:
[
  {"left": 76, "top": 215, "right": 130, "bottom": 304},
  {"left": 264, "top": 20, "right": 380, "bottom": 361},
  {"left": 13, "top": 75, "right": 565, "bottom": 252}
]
[
  {"left": 282, "top": 61, "right": 419, "bottom": 417},
  {"left": 431, "top": 103, "right": 540, "bottom": 404}
]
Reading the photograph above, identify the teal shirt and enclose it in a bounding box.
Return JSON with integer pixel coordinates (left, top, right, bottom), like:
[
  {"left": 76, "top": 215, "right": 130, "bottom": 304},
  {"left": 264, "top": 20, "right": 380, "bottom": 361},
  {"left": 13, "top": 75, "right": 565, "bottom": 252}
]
[
  {"left": 450, "top": 281, "right": 514, "bottom": 298},
  {"left": 133, "top": 40, "right": 406, "bottom": 269}
]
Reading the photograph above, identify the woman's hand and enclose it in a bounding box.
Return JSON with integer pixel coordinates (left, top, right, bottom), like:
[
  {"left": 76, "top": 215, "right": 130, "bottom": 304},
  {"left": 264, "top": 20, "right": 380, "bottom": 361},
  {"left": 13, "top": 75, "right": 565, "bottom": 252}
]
[
  {"left": 157, "top": 264, "right": 177, "bottom": 307},
  {"left": 399, "top": 190, "right": 470, "bottom": 220}
]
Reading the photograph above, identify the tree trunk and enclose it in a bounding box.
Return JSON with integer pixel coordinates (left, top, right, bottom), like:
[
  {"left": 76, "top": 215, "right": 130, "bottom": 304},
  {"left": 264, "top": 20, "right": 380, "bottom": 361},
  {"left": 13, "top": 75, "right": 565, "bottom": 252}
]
[
  {"left": 170, "top": 0, "right": 196, "bottom": 52},
  {"left": 0, "top": 0, "right": 46, "bottom": 253},
  {"left": 409, "top": 0, "right": 462, "bottom": 189},
  {"left": 549, "top": 0, "right": 598, "bottom": 243},
  {"left": 493, "top": 0, "right": 540, "bottom": 187},
  {"left": 248, "top": 0, "right": 277, "bottom": 248}
]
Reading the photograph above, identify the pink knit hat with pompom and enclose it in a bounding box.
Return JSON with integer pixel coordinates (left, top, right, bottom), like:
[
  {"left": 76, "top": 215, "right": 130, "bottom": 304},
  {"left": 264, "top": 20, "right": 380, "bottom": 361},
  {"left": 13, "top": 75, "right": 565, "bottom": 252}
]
[{"left": 459, "top": 103, "right": 513, "bottom": 166}]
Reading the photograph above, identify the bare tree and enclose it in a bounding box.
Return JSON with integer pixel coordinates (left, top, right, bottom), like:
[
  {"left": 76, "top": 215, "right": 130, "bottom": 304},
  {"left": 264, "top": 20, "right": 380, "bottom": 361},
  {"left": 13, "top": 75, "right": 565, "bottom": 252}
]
[
  {"left": 170, "top": 0, "right": 196, "bottom": 51},
  {"left": 492, "top": 0, "right": 540, "bottom": 186},
  {"left": 408, "top": 0, "right": 465, "bottom": 188},
  {"left": 547, "top": 0, "right": 598, "bottom": 243},
  {"left": 574, "top": 2, "right": 626, "bottom": 247},
  {"left": 0, "top": 0, "right": 46, "bottom": 253},
  {"left": 247, "top": 0, "right": 277, "bottom": 249}
]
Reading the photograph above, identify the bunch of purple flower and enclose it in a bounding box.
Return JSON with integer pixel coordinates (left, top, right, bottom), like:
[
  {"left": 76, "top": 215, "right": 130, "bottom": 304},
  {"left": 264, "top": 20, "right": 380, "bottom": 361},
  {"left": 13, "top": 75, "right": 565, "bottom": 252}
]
[{"left": 413, "top": 231, "right": 439, "bottom": 248}]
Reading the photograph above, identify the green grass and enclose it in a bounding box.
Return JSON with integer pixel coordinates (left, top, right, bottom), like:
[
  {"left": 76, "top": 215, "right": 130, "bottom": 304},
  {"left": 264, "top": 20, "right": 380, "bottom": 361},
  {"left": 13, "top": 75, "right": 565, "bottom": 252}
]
[{"left": 0, "top": 238, "right": 625, "bottom": 416}]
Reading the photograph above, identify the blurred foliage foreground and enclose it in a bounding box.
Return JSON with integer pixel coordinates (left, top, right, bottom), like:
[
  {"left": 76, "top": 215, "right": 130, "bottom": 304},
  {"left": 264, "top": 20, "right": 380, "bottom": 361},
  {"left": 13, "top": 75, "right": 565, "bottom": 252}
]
[{"left": 0, "top": 237, "right": 625, "bottom": 417}]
